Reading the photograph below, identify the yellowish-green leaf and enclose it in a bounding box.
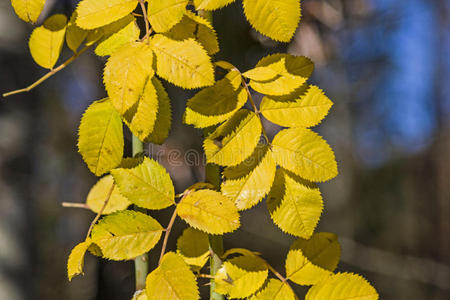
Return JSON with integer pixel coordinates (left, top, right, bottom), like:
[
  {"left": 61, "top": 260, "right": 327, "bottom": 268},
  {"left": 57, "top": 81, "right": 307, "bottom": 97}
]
[
  {"left": 67, "top": 240, "right": 91, "bottom": 281},
  {"left": 75, "top": 0, "right": 138, "bottom": 29},
  {"left": 243, "top": 0, "right": 300, "bottom": 42},
  {"left": 95, "top": 15, "right": 140, "bottom": 56},
  {"left": 286, "top": 232, "right": 341, "bottom": 285},
  {"left": 215, "top": 255, "right": 268, "bottom": 298},
  {"left": 261, "top": 85, "right": 333, "bottom": 128},
  {"left": 250, "top": 279, "right": 296, "bottom": 300},
  {"left": 193, "top": 0, "right": 236, "bottom": 10},
  {"left": 146, "top": 252, "right": 199, "bottom": 300},
  {"left": 147, "top": 0, "right": 188, "bottom": 33},
  {"left": 104, "top": 41, "right": 154, "bottom": 115},
  {"left": 250, "top": 54, "right": 314, "bottom": 96},
  {"left": 90, "top": 210, "right": 163, "bottom": 260},
  {"left": 184, "top": 70, "right": 247, "bottom": 128},
  {"left": 203, "top": 109, "right": 262, "bottom": 166},
  {"left": 29, "top": 14, "right": 67, "bottom": 69},
  {"left": 242, "top": 67, "right": 278, "bottom": 82},
  {"left": 272, "top": 128, "right": 338, "bottom": 182},
  {"left": 66, "top": 11, "right": 88, "bottom": 53},
  {"left": 150, "top": 34, "right": 214, "bottom": 89},
  {"left": 215, "top": 60, "right": 237, "bottom": 71},
  {"left": 222, "top": 144, "right": 276, "bottom": 210},
  {"left": 111, "top": 157, "right": 175, "bottom": 210},
  {"left": 267, "top": 169, "right": 323, "bottom": 238},
  {"left": 86, "top": 175, "right": 130, "bottom": 214},
  {"left": 305, "top": 272, "right": 379, "bottom": 300},
  {"left": 176, "top": 227, "right": 210, "bottom": 271},
  {"left": 78, "top": 99, "right": 124, "bottom": 176},
  {"left": 11, "top": 0, "right": 45, "bottom": 23},
  {"left": 177, "top": 189, "right": 240, "bottom": 234}
]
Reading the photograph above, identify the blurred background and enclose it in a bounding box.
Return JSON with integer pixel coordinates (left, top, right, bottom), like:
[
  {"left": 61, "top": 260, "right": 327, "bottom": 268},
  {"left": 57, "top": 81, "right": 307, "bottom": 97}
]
[{"left": 0, "top": 0, "right": 449, "bottom": 299}]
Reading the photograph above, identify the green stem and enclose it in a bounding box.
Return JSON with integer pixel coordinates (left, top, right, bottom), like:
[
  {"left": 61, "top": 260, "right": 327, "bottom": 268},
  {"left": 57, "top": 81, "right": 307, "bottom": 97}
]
[{"left": 132, "top": 134, "right": 148, "bottom": 290}]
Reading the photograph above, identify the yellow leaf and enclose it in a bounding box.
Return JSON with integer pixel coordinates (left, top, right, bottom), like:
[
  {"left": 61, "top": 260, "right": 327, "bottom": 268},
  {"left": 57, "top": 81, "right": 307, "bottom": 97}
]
[
  {"left": 203, "top": 109, "right": 262, "bottom": 166},
  {"left": 177, "top": 189, "right": 240, "bottom": 234},
  {"left": 78, "top": 99, "right": 124, "bottom": 176},
  {"left": 146, "top": 252, "right": 199, "bottom": 300},
  {"left": 260, "top": 85, "right": 333, "bottom": 128},
  {"left": 67, "top": 240, "right": 91, "bottom": 281},
  {"left": 86, "top": 175, "right": 130, "bottom": 214},
  {"left": 132, "top": 290, "right": 148, "bottom": 300},
  {"left": 29, "top": 14, "right": 67, "bottom": 69},
  {"left": 111, "top": 157, "right": 175, "bottom": 210},
  {"left": 222, "top": 248, "right": 261, "bottom": 259},
  {"left": 90, "top": 210, "right": 163, "bottom": 260},
  {"left": 242, "top": 67, "right": 278, "bottom": 82},
  {"left": 215, "top": 255, "right": 268, "bottom": 298},
  {"left": 250, "top": 279, "right": 296, "bottom": 300},
  {"left": 193, "top": 0, "right": 236, "bottom": 10},
  {"left": 267, "top": 169, "right": 323, "bottom": 238},
  {"left": 66, "top": 11, "right": 88, "bottom": 53},
  {"left": 104, "top": 42, "right": 154, "bottom": 115},
  {"left": 271, "top": 128, "right": 338, "bottom": 182},
  {"left": 150, "top": 34, "right": 215, "bottom": 89},
  {"left": 243, "top": 0, "right": 300, "bottom": 42},
  {"left": 10, "top": 0, "right": 45, "bottom": 23},
  {"left": 249, "top": 54, "right": 314, "bottom": 96},
  {"left": 176, "top": 227, "right": 210, "bottom": 271},
  {"left": 75, "top": 0, "right": 138, "bottom": 29},
  {"left": 305, "top": 272, "right": 379, "bottom": 300},
  {"left": 285, "top": 232, "right": 341, "bottom": 285},
  {"left": 95, "top": 15, "right": 140, "bottom": 56},
  {"left": 184, "top": 70, "right": 247, "bottom": 128},
  {"left": 147, "top": 0, "right": 188, "bottom": 33},
  {"left": 222, "top": 144, "right": 276, "bottom": 210}
]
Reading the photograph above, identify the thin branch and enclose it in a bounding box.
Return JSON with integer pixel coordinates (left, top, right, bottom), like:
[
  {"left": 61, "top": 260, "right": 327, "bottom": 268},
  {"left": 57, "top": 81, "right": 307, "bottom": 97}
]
[
  {"left": 3, "top": 45, "right": 91, "bottom": 98},
  {"left": 62, "top": 202, "right": 90, "bottom": 210},
  {"left": 266, "top": 262, "right": 297, "bottom": 299},
  {"left": 85, "top": 183, "right": 115, "bottom": 240},
  {"left": 138, "top": 0, "right": 151, "bottom": 43},
  {"left": 158, "top": 205, "right": 178, "bottom": 265},
  {"left": 197, "top": 274, "right": 215, "bottom": 279}
]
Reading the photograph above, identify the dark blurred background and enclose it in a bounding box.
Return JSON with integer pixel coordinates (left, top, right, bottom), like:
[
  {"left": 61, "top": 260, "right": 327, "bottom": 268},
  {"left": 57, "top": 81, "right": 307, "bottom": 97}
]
[{"left": 0, "top": 0, "right": 449, "bottom": 299}]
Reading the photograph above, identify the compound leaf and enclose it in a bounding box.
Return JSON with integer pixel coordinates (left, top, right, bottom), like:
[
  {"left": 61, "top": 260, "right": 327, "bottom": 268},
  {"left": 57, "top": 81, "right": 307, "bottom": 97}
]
[
  {"left": 286, "top": 232, "right": 341, "bottom": 285},
  {"left": 177, "top": 189, "right": 240, "bottom": 234},
  {"left": 86, "top": 175, "right": 130, "bottom": 214},
  {"left": 147, "top": 0, "right": 188, "bottom": 33},
  {"left": 146, "top": 252, "right": 199, "bottom": 300},
  {"left": 176, "top": 227, "right": 210, "bottom": 271},
  {"left": 267, "top": 169, "right": 323, "bottom": 238},
  {"left": 78, "top": 99, "right": 124, "bottom": 176},
  {"left": 76, "top": 0, "right": 138, "bottom": 29},
  {"left": 193, "top": 0, "right": 236, "bottom": 10},
  {"left": 29, "top": 14, "right": 67, "bottom": 69},
  {"left": 95, "top": 15, "right": 140, "bottom": 56},
  {"left": 67, "top": 240, "right": 91, "bottom": 281},
  {"left": 250, "top": 279, "right": 296, "bottom": 300},
  {"left": 272, "top": 128, "right": 338, "bottom": 182},
  {"left": 305, "top": 273, "right": 378, "bottom": 300},
  {"left": 90, "top": 210, "right": 163, "bottom": 260},
  {"left": 11, "top": 0, "right": 45, "bottom": 23},
  {"left": 111, "top": 157, "right": 175, "bottom": 210}
]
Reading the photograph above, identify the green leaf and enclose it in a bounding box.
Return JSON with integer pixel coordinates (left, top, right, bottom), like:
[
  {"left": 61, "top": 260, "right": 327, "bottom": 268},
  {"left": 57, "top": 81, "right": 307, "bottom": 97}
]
[
  {"left": 146, "top": 252, "right": 199, "bottom": 300},
  {"left": 305, "top": 273, "right": 379, "bottom": 300},
  {"left": 90, "top": 210, "right": 163, "bottom": 260},
  {"left": 193, "top": 0, "right": 236, "bottom": 10},
  {"left": 243, "top": 0, "right": 300, "bottom": 42},
  {"left": 75, "top": 0, "right": 138, "bottom": 29},
  {"left": 147, "top": 0, "right": 188, "bottom": 33},
  {"left": 249, "top": 54, "right": 314, "bottom": 96},
  {"left": 177, "top": 189, "right": 240, "bottom": 234},
  {"left": 184, "top": 70, "right": 247, "bottom": 128},
  {"left": 111, "top": 157, "right": 175, "bottom": 210},
  {"left": 272, "top": 128, "right": 338, "bottom": 182},
  {"left": 203, "top": 109, "right": 262, "bottom": 166},
  {"left": 215, "top": 255, "right": 268, "bottom": 298},
  {"left": 104, "top": 41, "right": 154, "bottom": 115},
  {"left": 11, "top": 0, "right": 45, "bottom": 23},
  {"left": 267, "top": 169, "right": 323, "bottom": 238},
  {"left": 260, "top": 85, "right": 333, "bottom": 128},
  {"left": 78, "top": 99, "right": 124, "bottom": 176},
  {"left": 176, "top": 227, "right": 210, "bottom": 271},
  {"left": 86, "top": 175, "right": 130, "bottom": 214},
  {"left": 150, "top": 34, "right": 215, "bottom": 89},
  {"left": 66, "top": 11, "right": 89, "bottom": 53},
  {"left": 29, "top": 14, "right": 67, "bottom": 69},
  {"left": 67, "top": 240, "right": 91, "bottom": 281},
  {"left": 285, "top": 232, "right": 341, "bottom": 285},
  {"left": 222, "top": 144, "right": 276, "bottom": 210},
  {"left": 95, "top": 15, "right": 140, "bottom": 56},
  {"left": 250, "top": 279, "right": 296, "bottom": 300}
]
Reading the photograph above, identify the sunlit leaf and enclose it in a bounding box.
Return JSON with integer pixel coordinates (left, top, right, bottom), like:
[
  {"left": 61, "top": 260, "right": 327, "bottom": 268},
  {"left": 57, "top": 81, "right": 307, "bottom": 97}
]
[
  {"left": 11, "top": 0, "right": 45, "bottom": 23},
  {"left": 76, "top": 0, "right": 138, "bottom": 29},
  {"left": 193, "top": 0, "right": 236, "bottom": 10},
  {"left": 67, "top": 240, "right": 91, "bottom": 281},
  {"left": 176, "top": 227, "right": 210, "bottom": 271},
  {"left": 147, "top": 0, "right": 188, "bottom": 33},
  {"left": 250, "top": 279, "right": 296, "bottom": 300},
  {"left": 95, "top": 15, "right": 140, "bottom": 56},
  {"left": 86, "top": 175, "right": 130, "bottom": 214}
]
